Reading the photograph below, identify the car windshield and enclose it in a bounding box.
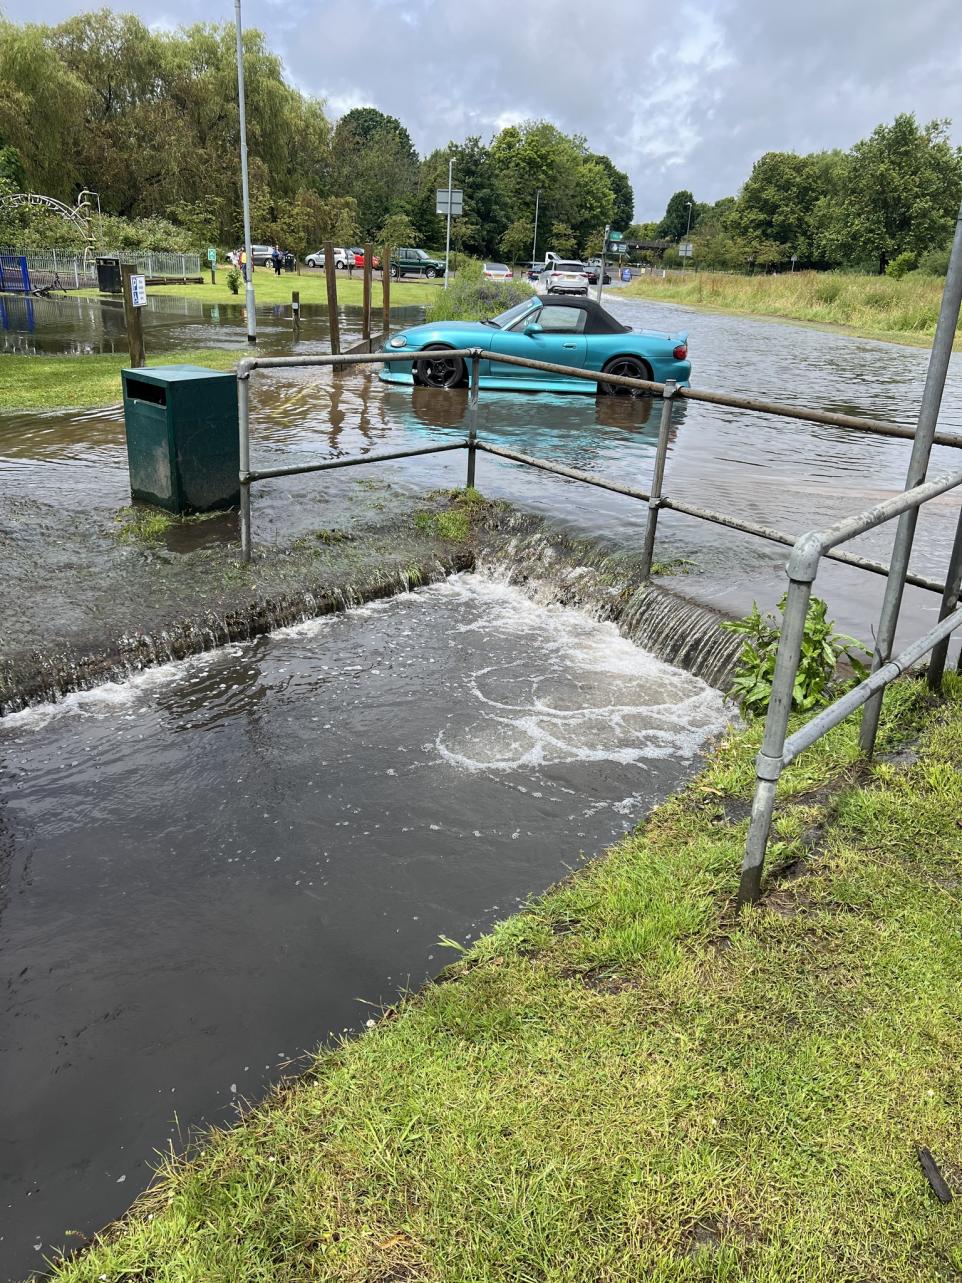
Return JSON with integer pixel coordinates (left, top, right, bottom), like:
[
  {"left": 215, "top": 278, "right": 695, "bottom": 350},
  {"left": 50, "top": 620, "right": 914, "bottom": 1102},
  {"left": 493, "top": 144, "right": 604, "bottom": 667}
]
[
  {"left": 414, "top": 250, "right": 428, "bottom": 259},
  {"left": 485, "top": 263, "right": 509, "bottom": 271},
  {"left": 486, "top": 297, "right": 540, "bottom": 329},
  {"left": 554, "top": 262, "right": 585, "bottom": 272}
]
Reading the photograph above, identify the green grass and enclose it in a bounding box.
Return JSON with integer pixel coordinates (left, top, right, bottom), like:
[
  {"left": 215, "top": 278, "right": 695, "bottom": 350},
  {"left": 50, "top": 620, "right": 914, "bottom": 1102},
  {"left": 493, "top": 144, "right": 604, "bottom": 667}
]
[
  {"left": 112, "top": 505, "right": 223, "bottom": 543},
  {"left": 0, "top": 348, "right": 244, "bottom": 411},
  {"left": 71, "top": 270, "right": 441, "bottom": 309},
  {"left": 48, "top": 674, "right": 962, "bottom": 1282},
  {"left": 623, "top": 270, "right": 961, "bottom": 349},
  {"left": 413, "top": 487, "right": 488, "bottom": 543}
]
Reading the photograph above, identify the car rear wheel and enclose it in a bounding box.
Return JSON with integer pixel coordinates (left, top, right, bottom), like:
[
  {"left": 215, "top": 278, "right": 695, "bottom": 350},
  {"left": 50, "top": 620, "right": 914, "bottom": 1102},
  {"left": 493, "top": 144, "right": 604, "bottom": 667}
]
[
  {"left": 424, "top": 267, "right": 437, "bottom": 279},
  {"left": 393, "top": 266, "right": 402, "bottom": 280},
  {"left": 415, "top": 345, "right": 465, "bottom": 390},
  {"left": 599, "top": 356, "right": 652, "bottom": 397}
]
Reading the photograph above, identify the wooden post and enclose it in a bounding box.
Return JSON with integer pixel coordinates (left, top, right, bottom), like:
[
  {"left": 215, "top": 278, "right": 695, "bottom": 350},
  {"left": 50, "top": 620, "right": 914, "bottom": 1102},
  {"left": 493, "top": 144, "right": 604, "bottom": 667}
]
[
  {"left": 210, "top": 261, "right": 216, "bottom": 286},
  {"left": 324, "top": 241, "right": 340, "bottom": 356},
  {"left": 120, "top": 263, "right": 146, "bottom": 369},
  {"left": 381, "top": 243, "right": 391, "bottom": 340},
  {"left": 292, "top": 289, "right": 300, "bottom": 330},
  {"left": 362, "top": 242, "right": 372, "bottom": 345}
]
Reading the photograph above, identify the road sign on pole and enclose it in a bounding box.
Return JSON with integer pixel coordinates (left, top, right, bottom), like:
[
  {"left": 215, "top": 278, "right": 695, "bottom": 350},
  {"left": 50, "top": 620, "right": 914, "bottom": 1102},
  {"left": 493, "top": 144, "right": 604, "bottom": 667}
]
[
  {"left": 436, "top": 188, "right": 463, "bottom": 216},
  {"left": 677, "top": 241, "right": 694, "bottom": 258}
]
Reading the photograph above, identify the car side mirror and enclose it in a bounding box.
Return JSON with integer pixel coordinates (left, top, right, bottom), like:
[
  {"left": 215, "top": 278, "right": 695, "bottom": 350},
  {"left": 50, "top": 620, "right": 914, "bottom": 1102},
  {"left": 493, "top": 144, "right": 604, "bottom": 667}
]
[{"left": 524, "top": 323, "right": 543, "bottom": 336}]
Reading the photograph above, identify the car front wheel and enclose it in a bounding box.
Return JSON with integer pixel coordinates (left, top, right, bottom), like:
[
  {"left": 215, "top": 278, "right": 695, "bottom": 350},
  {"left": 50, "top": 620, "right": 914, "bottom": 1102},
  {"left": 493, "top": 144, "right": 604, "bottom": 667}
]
[
  {"left": 599, "top": 356, "right": 652, "bottom": 397},
  {"left": 415, "top": 345, "right": 465, "bottom": 389}
]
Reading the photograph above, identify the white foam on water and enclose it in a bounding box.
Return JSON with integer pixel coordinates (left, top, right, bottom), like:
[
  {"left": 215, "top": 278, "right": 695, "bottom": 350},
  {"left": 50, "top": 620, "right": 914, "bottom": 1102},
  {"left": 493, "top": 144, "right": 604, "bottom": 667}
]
[{"left": 424, "top": 573, "right": 733, "bottom": 772}]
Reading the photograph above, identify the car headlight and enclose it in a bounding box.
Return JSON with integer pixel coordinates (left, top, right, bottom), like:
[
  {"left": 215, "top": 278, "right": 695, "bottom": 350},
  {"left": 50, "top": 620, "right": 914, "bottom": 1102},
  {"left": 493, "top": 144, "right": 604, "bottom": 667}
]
[{"left": 388, "top": 336, "right": 408, "bottom": 348}]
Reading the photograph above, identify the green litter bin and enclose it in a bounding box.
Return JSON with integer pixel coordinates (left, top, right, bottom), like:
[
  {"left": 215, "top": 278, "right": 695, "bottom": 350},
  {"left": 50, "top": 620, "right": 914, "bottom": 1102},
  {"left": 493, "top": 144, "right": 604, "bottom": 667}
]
[{"left": 121, "top": 365, "right": 239, "bottom": 514}]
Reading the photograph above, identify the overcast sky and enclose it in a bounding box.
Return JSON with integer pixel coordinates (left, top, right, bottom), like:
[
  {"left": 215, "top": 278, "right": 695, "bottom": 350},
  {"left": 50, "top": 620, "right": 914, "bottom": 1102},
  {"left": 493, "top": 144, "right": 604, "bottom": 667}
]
[{"left": 12, "top": 0, "right": 962, "bottom": 219}]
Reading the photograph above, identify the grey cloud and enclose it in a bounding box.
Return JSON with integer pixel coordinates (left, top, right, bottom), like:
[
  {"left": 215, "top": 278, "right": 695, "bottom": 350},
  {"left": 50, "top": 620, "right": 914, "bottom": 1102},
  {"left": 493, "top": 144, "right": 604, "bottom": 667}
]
[{"left": 19, "top": 0, "right": 962, "bottom": 218}]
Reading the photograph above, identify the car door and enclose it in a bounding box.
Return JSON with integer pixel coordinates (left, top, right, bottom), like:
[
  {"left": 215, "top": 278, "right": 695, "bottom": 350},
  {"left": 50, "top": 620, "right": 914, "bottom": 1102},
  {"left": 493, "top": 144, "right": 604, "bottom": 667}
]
[{"left": 487, "top": 304, "right": 588, "bottom": 383}]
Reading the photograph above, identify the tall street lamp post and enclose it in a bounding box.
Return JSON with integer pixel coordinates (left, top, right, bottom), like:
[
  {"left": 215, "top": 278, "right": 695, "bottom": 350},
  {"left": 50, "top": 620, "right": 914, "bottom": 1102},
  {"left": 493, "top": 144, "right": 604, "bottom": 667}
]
[
  {"left": 682, "top": 199, "right": 693, "bottom": 273},
  {"left": 234, "top": 0, "right": 256, "bottom": 342}
]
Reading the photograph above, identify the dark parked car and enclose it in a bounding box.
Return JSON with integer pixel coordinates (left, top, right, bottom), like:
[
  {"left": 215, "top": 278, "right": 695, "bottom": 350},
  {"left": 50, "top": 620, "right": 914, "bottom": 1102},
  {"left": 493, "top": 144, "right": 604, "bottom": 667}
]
[{"left": 392, "top": 248, "right": 445, "bottom": 279}]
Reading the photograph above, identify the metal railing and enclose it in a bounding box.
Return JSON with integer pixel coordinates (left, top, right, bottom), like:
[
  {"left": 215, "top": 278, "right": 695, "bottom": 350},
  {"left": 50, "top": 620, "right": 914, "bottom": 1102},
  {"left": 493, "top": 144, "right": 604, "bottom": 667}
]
[
  {"left": 0, "top": 248, "right": 202, "bottom": 291},
  {"left": 235, "top": 196, "right": 962, "bottom": 904}
]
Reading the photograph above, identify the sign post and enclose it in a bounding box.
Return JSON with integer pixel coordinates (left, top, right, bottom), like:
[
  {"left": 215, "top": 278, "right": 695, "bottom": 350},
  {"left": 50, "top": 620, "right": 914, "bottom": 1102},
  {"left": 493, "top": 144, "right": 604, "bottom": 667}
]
[
  {"left": 121, "top": 263, "right": 146, "bottom": 368},
  {"left": 437, "top": 177, "right": 463, "bottom": 290},
  {"left": 207, "top": 246, "right": 217, "bottom": 285},
  {"left": 596, "top": 224, "right": 610, "bottom": 303}
]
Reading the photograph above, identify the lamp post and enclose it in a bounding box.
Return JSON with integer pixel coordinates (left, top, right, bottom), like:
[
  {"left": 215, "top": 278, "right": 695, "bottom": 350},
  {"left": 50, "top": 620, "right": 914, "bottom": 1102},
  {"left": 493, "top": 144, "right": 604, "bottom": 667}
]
[
  {"left": 234, "top": 0, "right": 256, "bottom": 342},
  {"left": 532, "top": 188, "right": 542, "bottom": 264},
  {"left": 682, "top": 199, "right": 693, "bottom": 273},
  {"left": 443, "top": 157, "right": 454, "bottom": 290}
]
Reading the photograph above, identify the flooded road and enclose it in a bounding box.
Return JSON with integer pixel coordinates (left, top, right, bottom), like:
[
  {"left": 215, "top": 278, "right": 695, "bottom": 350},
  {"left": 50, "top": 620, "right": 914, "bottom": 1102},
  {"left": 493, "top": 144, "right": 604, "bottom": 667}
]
[
  {"left": 0, "top": 575, "right": 730, "bottom": 1276},
  {"left": 3, "top": 291, "right": 961, "bottom": 648}
]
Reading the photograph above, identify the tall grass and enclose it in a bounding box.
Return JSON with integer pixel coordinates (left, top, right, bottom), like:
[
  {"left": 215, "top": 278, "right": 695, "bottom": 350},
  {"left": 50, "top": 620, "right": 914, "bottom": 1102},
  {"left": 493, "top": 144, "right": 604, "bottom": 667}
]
[{"left": 623, "top": 270, "right": 957, "bottom": 346}]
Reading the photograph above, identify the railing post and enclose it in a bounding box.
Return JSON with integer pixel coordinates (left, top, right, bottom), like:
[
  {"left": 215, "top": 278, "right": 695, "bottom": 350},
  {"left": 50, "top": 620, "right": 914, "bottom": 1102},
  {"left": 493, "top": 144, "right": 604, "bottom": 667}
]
[
  {"left": 737, "top": 534, "right": 822, "bottom": 907},
  {"left": 639, "top": 378, "right": 677, "bottom": 579},
  {"left": 860, "top": 194, "right": 962, "bottom": 752},
  {"left": 467, "top": 351, "right": 480, "bottom": 489},
  {"left": 238, "top": 367, "right": 252, "bottom": 561},
  {"left": 928, "top": 503, "right": 962, "bottom": 689}
]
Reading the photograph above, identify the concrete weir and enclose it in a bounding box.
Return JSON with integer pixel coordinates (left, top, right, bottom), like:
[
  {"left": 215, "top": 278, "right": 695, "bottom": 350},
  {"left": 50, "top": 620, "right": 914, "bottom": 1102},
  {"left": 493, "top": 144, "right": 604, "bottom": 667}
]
[{"left": 0, "top": 501, "right": 740, "bottom": 715}]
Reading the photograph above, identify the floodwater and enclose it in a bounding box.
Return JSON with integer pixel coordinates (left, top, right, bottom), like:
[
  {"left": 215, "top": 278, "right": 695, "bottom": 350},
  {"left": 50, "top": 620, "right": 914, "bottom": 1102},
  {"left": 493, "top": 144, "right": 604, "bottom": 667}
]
[
  {"left": 0, "top": 575, "right": 730, "bottom": 1277},
  {"left": 2, "top": 291, "right": 961, "bottom": 648},
  {"left": 0, "top": 291, "right": 422, "bottom": 358}
]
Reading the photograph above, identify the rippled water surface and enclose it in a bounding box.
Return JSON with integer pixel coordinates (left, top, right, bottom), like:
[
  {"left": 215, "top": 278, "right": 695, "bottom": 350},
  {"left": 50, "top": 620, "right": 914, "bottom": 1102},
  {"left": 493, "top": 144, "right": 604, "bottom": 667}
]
[
  {"left": 3, "top": 292, "right": 960, "bottom": 647},
  {"left": 0, "top": 574, "right": 729, "bottom": 1276}
]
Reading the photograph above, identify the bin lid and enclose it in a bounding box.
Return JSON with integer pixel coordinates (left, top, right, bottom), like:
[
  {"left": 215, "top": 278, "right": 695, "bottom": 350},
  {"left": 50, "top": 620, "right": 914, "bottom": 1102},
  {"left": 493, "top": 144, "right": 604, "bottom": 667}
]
[{"left": 121, "top": 365, "right": 235, "bottom": 384}]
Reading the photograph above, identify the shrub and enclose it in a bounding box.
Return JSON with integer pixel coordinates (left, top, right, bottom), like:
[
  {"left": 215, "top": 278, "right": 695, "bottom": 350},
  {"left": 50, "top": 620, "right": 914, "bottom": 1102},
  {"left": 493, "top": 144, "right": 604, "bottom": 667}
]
[
  {"left": 885, "top": 251, "right": 918, "bottom": 280},
  {"left": 722, "top": 594, "right": 868, "bottom": 717},
  {"left": 917, "top": 242, "right": 952, "bottom": 276},
  {"left": 226, "top": 268, "right": 241, "bottom": 295},
  {"left": 426, "top": 276, "right": 535, "bottom": 323}
]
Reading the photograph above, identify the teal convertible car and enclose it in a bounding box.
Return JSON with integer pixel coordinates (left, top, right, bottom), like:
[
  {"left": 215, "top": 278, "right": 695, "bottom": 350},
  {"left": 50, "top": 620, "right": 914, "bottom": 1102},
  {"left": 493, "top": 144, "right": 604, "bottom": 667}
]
[{"left": 378, "top": 295, "right": 690, "bottom": 394}]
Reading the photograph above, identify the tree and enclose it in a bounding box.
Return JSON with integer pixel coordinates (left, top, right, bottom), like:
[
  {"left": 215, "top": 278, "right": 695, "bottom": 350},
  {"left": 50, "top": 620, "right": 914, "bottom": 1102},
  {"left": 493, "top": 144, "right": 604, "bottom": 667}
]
[
  {"left": 572, "top": 160, "right": 615, "bottom": 253},
  {"left": 499, "top": 218, "right": 533, "bottom": 263},
  {"left": 589, "top": 153, "right": 633, "bottom": 228},
  {"left": 548, "top": 221, "right": 577, "bottom": 257},
  {"left": 656, "top": 190, "right": 698, "bottom": 241},
  {"left": 333, "top": 107, "right": 418, "bottom": 238},
  {"left": 420, "top": 137, "right": 509, "bottom": 256},
  {"left": 377, "top": 211, "right": 418, "bottom": 254},
  {"left": 730, "top": 150, "right": 845, "bottom": 266},
  {"left": 817, "top": 115, "right": 962, "bottom": 273}
]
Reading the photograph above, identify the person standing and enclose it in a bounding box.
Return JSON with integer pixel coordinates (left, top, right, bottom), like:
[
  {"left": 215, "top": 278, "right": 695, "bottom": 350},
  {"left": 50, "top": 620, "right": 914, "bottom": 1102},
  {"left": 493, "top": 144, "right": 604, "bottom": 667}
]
[
  {"left": 239, "top": 247, "right": 248, "bottom": 281},
  {"left": 272, "top": 247, "right": 283, "bottom": 276}
]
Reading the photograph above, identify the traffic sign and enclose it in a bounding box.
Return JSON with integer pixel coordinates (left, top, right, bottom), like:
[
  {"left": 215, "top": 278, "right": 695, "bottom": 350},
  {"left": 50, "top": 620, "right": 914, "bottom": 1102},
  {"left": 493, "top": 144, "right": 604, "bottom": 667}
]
[
  {"left": 677, "top": 241, "right": 694, "bottom": 258},
  {"left": 207, "top": 247, "right": 217, "bottom": 263},
  {"left": 608, "top": 230, "right": 623, "bottom": 241},
  {"left": 436, "top": 188, "right": 463, "bottom": 216}
]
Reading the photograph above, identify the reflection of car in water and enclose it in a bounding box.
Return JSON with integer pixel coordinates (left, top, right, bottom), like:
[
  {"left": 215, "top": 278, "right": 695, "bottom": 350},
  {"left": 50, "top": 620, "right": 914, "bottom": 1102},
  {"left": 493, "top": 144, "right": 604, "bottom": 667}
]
[{"left": 380, "top": 295, "right": 690, "bottom": 395}]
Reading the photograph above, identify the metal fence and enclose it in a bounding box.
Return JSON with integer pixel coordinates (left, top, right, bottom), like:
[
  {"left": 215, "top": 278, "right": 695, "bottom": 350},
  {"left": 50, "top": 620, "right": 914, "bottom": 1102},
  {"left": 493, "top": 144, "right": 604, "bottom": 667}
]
[
  {"left": 0, "top": 248, "right": 202, "bottom": 292},
  {"left": 233, "top": 197, "right": 962, "bottom": 905}
]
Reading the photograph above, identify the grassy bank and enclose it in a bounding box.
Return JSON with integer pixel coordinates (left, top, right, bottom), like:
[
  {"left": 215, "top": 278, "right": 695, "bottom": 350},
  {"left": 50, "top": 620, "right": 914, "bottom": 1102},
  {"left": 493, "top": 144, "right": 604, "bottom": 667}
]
[
  {"left": 0, "top": 348, "right": 245, "bottom": 411},
  {"left": 623, "top": 270, "right": 960, "bottom": 348},
  {"left": 72, "top": 271, "right": 441, "bottom": 309},
  {"left": 49, "top": 676, "right": 962, "bottom": 1282}
]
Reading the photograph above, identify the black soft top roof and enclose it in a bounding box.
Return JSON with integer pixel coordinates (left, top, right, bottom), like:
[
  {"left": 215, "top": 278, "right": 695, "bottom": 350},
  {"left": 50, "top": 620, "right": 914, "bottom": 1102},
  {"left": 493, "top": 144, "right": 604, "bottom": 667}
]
[{"left": 535, "top": 295, "right": 630, "bottom": 334}]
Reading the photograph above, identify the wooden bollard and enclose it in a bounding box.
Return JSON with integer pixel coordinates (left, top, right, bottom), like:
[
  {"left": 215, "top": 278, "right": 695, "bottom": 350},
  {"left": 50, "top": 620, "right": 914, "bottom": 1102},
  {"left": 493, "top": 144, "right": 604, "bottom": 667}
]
[
  {"left": 362, "top": 243, "right": 372, "bottom": 345},
  {"left": 381, "top": 243, "right": 391, "bottom": 340},
  {"left": 323, "top": 241, "right": 340, "bottom": 355},
  {"left": 292, "top": 289, "right": 300, "bottom": 329}
]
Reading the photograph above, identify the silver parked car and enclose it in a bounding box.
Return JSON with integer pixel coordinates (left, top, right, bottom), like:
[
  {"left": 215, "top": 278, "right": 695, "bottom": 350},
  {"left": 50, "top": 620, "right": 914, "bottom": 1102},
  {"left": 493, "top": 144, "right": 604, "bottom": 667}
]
[{"left": 305, "top": 247, "right": 351, "bottom": 269}]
